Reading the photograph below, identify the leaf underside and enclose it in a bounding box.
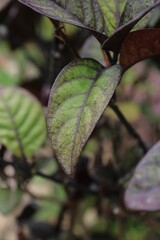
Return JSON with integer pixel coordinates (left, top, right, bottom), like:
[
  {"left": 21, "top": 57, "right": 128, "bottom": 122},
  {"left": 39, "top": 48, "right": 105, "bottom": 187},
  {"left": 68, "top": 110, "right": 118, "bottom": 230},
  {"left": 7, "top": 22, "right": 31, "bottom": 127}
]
[
  {"left": 103, "top": 0, "right": 160, "bottom": 52},
  {"left": 47, "top": 58, "right": 122, "bottom": 176},
  {"left": 0, "top": 87, "right": 46, "bottom": 158},
  {"left": 120, "top": 29, "right": 160, "bottom": 71},
  {"left": 18, "top": 0, "right": 160, "bottom": 50},
  {"left": 18, "top": 0, "right": 126, "bottom": 43},
  {"left": 125, "top": 141, "right": 160, "bottom": 211}
]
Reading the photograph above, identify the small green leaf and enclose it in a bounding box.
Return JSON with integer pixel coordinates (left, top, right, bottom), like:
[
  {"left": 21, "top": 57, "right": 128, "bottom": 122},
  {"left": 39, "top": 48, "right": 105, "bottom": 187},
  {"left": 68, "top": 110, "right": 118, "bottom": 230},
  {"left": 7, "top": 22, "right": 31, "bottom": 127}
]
[
  {"left": 125, "top": 141, "right": 160, "bottom": 211},
  {"left": 81, "top": 36, "right": 105, "bottom": 65},
  {"left": 47, "top": 59, "right": 122, "bottom": 176},
  {"left": 18, "top": 0, "right": 126, "bottom": 43},
  {"left": 0, "top": 188, "right": 22, "bottom": 215},
  {"left": 0, "top": 87, "right": 47, "bottom": 158}
]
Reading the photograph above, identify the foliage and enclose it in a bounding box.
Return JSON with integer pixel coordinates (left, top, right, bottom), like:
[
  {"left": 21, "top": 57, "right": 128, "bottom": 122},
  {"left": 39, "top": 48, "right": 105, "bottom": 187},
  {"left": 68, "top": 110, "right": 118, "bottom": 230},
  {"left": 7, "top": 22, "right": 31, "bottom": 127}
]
[{"left": 0, "top": 0, "right": 160, "bottom": 239}]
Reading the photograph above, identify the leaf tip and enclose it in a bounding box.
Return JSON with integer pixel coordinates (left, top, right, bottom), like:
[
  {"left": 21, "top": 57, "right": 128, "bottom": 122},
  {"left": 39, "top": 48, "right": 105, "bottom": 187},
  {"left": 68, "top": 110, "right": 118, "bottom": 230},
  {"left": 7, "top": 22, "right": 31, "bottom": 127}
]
[{"left": 62, "top": 162, "right": 76, "bottom": 178}]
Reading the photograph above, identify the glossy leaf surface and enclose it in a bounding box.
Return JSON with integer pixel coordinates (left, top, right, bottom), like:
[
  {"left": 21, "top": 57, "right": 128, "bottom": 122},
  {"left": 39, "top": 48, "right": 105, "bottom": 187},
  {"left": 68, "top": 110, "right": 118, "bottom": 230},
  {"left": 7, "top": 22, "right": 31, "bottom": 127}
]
[
  {"left": 120, "top": 29, "right": 160, "bottom": 71},
  {"left": 0, "top": 87, "right": 46, "bottom": 158},
  {"left": 125, "top": 141, "right": 160, "bottom": 211},
  {"left": 47, "top": 59, "right": 122, "bottom": 176}
]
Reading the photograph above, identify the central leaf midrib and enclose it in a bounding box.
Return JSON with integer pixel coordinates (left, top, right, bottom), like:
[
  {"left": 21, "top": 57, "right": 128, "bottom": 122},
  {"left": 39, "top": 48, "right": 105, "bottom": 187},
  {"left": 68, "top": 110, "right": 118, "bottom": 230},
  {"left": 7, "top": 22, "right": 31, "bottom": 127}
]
[
  {"left": 70, "top": 69, "right": 104, "bottom": 173},
  {"left": 28, "top": 0, "right": 107, "bottom": 35},
  {"left": 1, "top": 94, "right": 25, "bottom": 158}
]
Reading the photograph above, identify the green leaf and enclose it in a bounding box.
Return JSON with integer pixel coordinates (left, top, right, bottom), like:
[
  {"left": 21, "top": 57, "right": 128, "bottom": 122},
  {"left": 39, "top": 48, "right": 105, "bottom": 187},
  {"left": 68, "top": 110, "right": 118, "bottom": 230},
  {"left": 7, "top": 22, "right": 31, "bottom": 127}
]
[
  {"left": 0, "top": 70, "right": 19, "bottom": 86},
  {"left": 0, "top": 87, "right": 47, "bottom": 158},
  {"left": 81, "top": 36, "right": 105, "bottom": 65},
  {"left": 18, "top": 0, "right": 126, "bottom": 42},
  {"left": 125, "top": 141, "right": 160, "bottom": 211},
  {"left": 120, "top": 0, "right": 157, "bottom": 25},
  {"left": 47, "top": 58, "right": 122, "bottom": 176},
  {"left": 0, "top": 188, "right": 22, "bottom": 215},
  {"left": 103, "top": 0, "right": 160, "bottom": 52}
]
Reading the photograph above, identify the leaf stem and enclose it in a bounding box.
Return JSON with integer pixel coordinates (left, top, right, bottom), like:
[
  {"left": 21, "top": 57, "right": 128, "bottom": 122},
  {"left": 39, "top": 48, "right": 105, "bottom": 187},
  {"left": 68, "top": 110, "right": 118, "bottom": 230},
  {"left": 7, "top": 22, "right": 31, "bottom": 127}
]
[
  {"left": 36, "top": 170, "right": 63, "bottom": 183},
  {"left": 0, "top": 145, "right": 6, "bottom": 158},
  {"left": 66, "top": 201, "right": 78, "bottom": 240},
  {"left": 110, "top": 102, "right": 148, "bottom": 154},
  {"left": 24, "top": 187, "right": 65, "bottom": 205},
  {"left": 51, "top": 19, "right": 80, "bottom": 59},
  {"left": 102, "top": 50, "right": 111, "bottom": 67}
]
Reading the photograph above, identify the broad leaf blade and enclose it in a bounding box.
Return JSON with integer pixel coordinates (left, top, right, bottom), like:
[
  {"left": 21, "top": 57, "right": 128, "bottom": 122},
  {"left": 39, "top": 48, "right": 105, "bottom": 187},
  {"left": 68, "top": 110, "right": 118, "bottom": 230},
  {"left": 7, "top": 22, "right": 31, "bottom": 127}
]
[
  {"left": 119, "top": 0, "right": 157, "bottom": 26},
  {"left": 120, "top": 29, "right": 160, "bottom": 71},
  {"left": 125, "top": 141, "right": 160, "bottom": 211},
  {"left": 47, "top": 59, "right": 122, "bottom": 176},
  {"left": 0, "top": 87, "right": 46, "bottom": 158},
  {"left": 103, "top": 0, "right": 160, "bottom": 52},
  {"left": 18, "top": 0, "right": 126, "bottom": 43}
]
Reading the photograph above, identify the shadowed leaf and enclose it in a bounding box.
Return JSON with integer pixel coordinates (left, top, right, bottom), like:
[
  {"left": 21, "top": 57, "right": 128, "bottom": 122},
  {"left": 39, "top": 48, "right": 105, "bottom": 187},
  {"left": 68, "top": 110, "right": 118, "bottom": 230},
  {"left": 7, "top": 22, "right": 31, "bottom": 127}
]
[
  {"left": 125, "top": 141, "right": 160, "bottom": 211},
  {"left": 47, "top": 58, "right": 122, "bottom": 176},
  {"left": 103, "top": 0, "right": 160, "bottom": 52},
  {"left": 120, "top": 29, "right": 160, "bottom": 71},
  {"left": 0, "top": 87, "right": 46, "bottom": 158},
  {"left": 81, "top": 36, "right": 104, "bottom": 65},
  {"left": 18, "top": 0, "right": 127, "bottom": 43}
]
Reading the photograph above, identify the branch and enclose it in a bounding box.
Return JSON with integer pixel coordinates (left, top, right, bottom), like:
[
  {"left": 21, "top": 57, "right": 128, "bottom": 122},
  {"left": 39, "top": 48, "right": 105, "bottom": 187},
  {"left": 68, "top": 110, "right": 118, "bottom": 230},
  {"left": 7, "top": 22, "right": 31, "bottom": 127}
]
[
  {"left": 35, "top": 170, "right": 63, "bottom": 184},
  {"left": 110, "top": 102, "right": 148, "bottom": 154},
  {"left": 51, "top": 19, "right": 80, "bottom": 59},
  {"left": 24, "top": 187, "right": 65, "bottom": 205}
]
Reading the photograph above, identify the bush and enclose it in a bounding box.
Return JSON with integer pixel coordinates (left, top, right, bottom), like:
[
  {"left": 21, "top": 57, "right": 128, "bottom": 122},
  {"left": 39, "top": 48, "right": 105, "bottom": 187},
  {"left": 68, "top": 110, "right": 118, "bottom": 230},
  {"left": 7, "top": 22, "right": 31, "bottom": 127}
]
[{"left": 0, "top": 1, "right": 160, "bottom": 239}]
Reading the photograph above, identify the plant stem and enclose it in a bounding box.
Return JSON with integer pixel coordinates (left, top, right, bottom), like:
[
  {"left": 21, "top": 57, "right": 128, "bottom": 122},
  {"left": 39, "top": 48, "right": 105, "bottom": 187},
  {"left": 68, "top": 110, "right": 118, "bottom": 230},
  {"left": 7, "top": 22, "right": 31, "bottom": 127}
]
[
  {"left": 55, "top": 204, "right": 69, "bottom": 235},
  {"left": 0, "top": 145, "right": 6, "bottom": 158},
  {"left": 110, "top": 103, "right": 148, "bottom": 154},
  {"left": 24, "top": 187, "right": 64, "bottom": 205},
  {"left": 51, "top": 19, "right": 80, "bottom": 59},
  {"left": 36, "top": 171, "right": 63, "bottom": 183},
  {"left": 102, "top": 50, "right": 111, "bottom": 67},
  {"left": 66, "top": 201, "right": 78, "bottom": 240}
]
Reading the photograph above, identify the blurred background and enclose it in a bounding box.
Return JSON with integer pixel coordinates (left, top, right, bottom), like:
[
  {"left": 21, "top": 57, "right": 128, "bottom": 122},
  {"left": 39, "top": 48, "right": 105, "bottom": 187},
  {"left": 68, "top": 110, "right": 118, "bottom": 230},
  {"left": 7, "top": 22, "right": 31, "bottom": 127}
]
[{"left": 1, "top": 1, "right": 160, "bottom": 240}]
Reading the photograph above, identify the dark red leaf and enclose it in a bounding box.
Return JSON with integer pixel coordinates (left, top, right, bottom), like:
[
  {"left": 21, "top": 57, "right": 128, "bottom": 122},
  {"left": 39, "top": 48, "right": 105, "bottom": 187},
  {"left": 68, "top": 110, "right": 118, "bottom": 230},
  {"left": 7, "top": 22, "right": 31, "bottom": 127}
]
[{"left": 120, "top": 29, "right": 160, "bottom": 71}]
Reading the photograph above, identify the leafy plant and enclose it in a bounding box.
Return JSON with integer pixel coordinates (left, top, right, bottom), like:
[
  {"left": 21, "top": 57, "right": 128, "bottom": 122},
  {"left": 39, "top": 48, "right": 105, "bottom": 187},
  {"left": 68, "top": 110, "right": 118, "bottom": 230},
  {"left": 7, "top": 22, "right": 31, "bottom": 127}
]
[
  {"left": 1, "top": 0, "right": 160, "bottom": 239},
  {"left": 18, "top": 0, "right": 160, "bottom": 177}
]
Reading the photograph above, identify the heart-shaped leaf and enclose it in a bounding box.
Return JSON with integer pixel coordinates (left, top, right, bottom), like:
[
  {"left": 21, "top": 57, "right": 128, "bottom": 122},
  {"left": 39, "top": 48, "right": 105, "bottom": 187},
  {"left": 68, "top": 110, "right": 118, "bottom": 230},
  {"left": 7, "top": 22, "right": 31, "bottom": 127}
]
[
  {"left": 120, "top": 29, "right": 160, "bottom": 71},
  {"left": 103, "top": 0, "right": 160, "bottom": 52},
  {"left": 0, "top": 87, "right": 46, "bottom": 158},
  {"left": 18, "top": 0, "right": 127, "bottom": 43},
  {"left": 47, "top": 58, "right": 122, "bottom": 176},
  {"left": 125, "top": 141, "right": 160, "bottom": 211}
]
